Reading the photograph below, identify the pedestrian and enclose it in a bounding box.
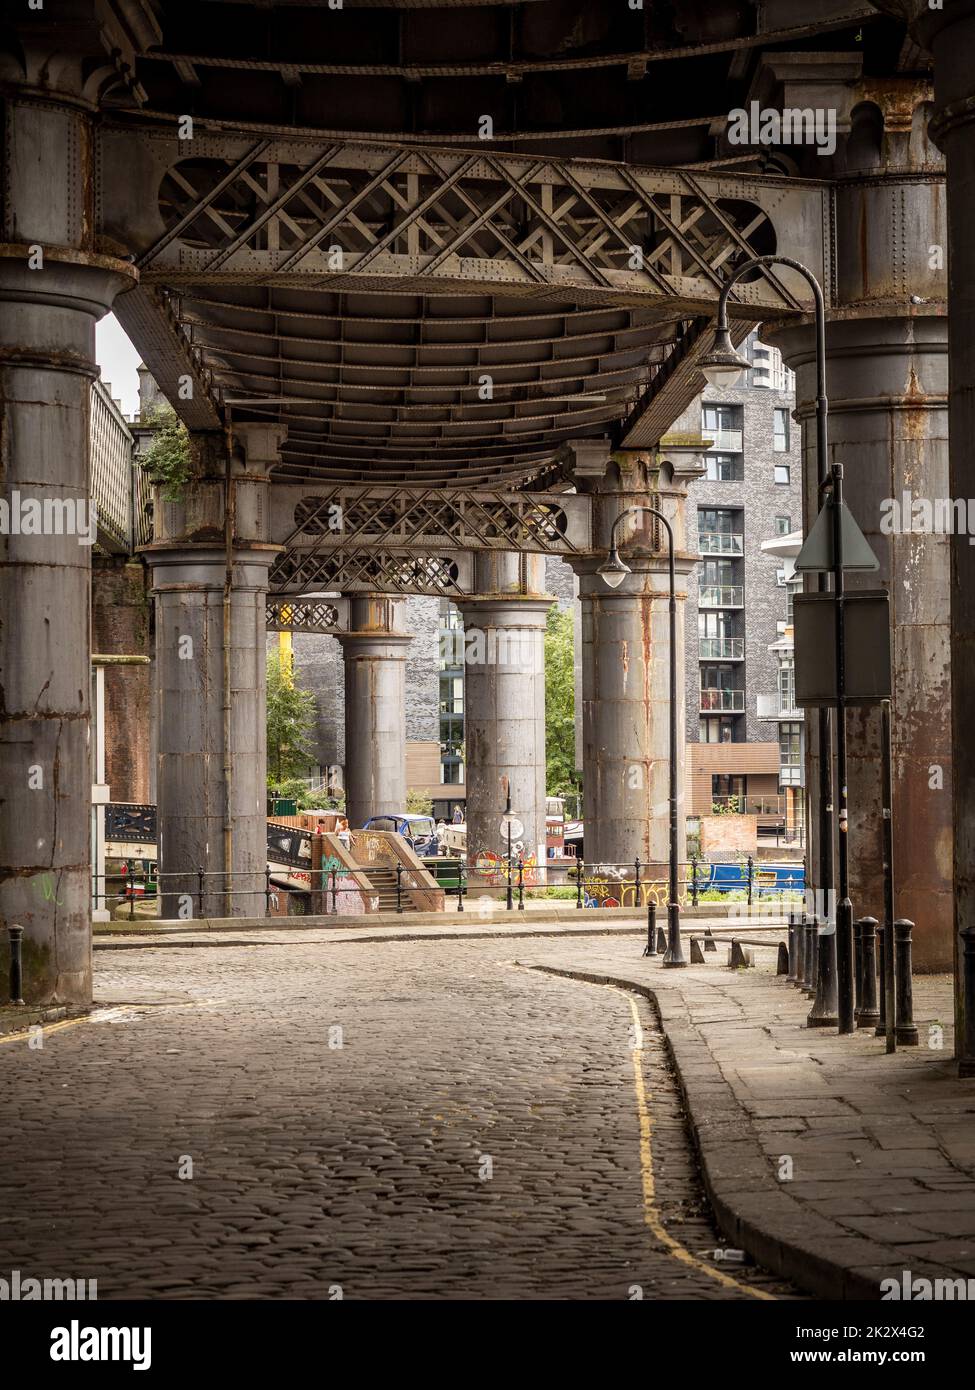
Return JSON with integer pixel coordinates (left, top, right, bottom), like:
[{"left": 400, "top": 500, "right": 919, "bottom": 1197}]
[{"left": 452, "top": 804, "right": 463, "bottom": 824}]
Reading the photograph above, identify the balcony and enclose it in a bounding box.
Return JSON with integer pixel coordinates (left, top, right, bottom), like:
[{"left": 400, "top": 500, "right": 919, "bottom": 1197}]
[
  {"left": 700, "top": 688, "right": 745, "bottom": 712},
  {"left": 698, "top": 531, "right": 744, "bottom": 555},
  {"left": 699, "top": 585, "right": 744, "bottom": 609},
  {"left": 704, "top": 428, "right": 744, "bottom": 452},
  {"left": 711, "top": 794, "right": 786, "bottom": 816},
  {"left": 698, "top": 637, "right": 744, "bottom": 661},
  {"left": 757, "top": 693, "right": 805, "bottom": 720}
]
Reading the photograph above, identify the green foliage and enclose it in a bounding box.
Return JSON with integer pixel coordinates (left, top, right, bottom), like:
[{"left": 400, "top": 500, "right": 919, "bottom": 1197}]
[
  {"left": 544, "top": 606, "right": 578, "bottom": 797},
  {"left": 266, "top": 653, "right": 318, "bottom": 784},
  {"left": 141, "top": 406, "right": 191, "bottom": 502},
  {"left": 711, "top": 796, "right": 741, "bottom": 815},
  {"left": 405, "top": 788, "right": 434, "bottom": 815},
  {"left": 269, "top": 776, "right": 344, "bottom": 812}
]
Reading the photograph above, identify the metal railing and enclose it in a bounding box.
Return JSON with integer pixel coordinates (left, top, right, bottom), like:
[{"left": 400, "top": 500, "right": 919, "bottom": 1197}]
[
  {"left": 699, "top": 584, "right": 744, "bottom": 608},
  {"left": 700, "top": 687, "right": 745, "bottom": 712},
  {"left": 698, "top": 531, "right": 743, "bottom": 555},
  {"left": 711, "top": 794, "right": 786, "bottom": 816},
  {"left": 699, "top": 637, "right": 744, "bottom": 660}
]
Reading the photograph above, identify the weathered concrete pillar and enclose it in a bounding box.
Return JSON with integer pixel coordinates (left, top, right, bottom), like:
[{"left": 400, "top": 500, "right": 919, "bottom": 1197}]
[
  {"left": 0, "top": 77, "right": 136, "bottom": 1003},
  {"left": 144, "top": 427, "right": 282, "bottom": 919},
  {"left": 570, "top": 451, "right": 695, "bottom": 879},
  {"left": 91, "top": 559, "right": 153, "bottom": 804},
  {"left": 761, "top": 76, "right": 950, "bottom": 971},
  {"left": 458, "top": 553, "right": 551, "bottom": 887},
  {"left": 900, "top": 0, "right": 975, "bottom": 1034},
  {"left": 767, "top": 316, "right": 951, "bottom": 972},
  {"left": 338, "top": 595, "right": 411, "bottom": 828}
]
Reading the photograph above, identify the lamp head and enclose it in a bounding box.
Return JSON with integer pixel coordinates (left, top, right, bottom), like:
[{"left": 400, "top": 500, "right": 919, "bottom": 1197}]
[
  {"left": 597, "top": 547, "right": 630, "bottom": 589},
  {"left": 699, "top": 325, "right": 750, "bottom": 389}
]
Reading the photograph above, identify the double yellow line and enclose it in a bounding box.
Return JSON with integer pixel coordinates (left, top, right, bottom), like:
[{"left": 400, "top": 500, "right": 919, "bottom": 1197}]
[{"left": 523, "top": 965, "right": 775, "bottom": 1300}]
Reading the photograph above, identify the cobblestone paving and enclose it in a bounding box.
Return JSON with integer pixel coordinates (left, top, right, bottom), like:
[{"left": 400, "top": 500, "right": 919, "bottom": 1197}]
[{"left": 0, "top": 938, "right": 795, "bottom": 1300}]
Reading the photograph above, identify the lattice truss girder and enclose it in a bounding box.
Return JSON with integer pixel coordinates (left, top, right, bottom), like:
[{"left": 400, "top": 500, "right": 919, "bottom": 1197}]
[
  {"left": 268, "top": 484, "right": 590, "bottom": 593},
  {"left": 119, "top": 132, "right": 828, "bottom": 313},
  {"left": 270, "top": 548, "right": 474, "bottom": 598},
  {"left": 266, "top": 598, "right": 343, "bottom": 632}
]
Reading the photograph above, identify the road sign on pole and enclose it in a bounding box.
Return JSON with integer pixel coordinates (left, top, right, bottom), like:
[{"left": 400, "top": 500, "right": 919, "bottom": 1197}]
[{"left": 794, "top": 590, "right": 892, "bottom": 706}]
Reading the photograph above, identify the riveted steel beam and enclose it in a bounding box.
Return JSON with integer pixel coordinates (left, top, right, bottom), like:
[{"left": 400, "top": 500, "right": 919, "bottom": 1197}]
[{"left": 104, "top": 129, "right": 829, "bottom": 315}]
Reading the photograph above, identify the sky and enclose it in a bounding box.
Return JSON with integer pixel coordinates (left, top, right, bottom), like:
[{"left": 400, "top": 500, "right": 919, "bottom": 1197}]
[{"left": 95, "top": 314, "right": 143, "bottom": 417}]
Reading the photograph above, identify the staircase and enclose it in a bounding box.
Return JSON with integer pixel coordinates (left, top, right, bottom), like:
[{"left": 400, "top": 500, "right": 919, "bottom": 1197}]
[{"left": 364, "top": 864, "right": 420, "bottom": 913}]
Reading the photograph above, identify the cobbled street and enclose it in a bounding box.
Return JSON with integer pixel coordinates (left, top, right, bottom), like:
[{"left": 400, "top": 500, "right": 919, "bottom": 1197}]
[{"left": 0, "top": 935, "right": 794, "bottom": 1300}]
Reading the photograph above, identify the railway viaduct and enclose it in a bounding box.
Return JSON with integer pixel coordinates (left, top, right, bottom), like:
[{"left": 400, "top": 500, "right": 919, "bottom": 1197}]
[{"left": 0, "top": 1, "right": 970, "bottom": 1021}]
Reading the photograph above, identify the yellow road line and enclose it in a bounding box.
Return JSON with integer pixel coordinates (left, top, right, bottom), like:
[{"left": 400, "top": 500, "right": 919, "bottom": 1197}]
[
  {"left": 518, "top": 964, "right": 775, "bottom": 1300},
  {"left": 0, "top": 1015, "right": 92, "bottom": 1046}
]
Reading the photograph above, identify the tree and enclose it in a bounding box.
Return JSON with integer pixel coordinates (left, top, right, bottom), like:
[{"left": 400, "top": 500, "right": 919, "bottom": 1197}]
[
  {"left": 405, "top": 788, "right": 434, "bottom": 815},
  {"left": 266, "top": 651, "right": 318, "bottom": 783},
  {"left": 544, "top": 606, "right": 578, "bottom": 797},
  {"left": 141, "top": 406, "right": 191, "bottom": 502}
]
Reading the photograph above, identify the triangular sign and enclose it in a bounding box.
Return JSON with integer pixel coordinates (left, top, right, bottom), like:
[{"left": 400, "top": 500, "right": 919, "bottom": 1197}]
[{"left": 794, "top": 499, "right": 879, "bottom": 573}]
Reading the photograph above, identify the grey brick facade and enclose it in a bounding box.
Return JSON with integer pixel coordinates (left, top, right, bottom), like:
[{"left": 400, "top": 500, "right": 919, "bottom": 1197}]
[{"left": 673, "top": 348, "right": 802, "bottom": 749}]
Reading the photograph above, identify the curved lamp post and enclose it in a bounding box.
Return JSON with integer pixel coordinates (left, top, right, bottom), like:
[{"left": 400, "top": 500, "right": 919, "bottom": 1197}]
[
  {"left": 597, "top": 505, "right": 685, "bottom": 968},
  {"left": 699, "top": 255, "right": 841, "bottom": 1031}
]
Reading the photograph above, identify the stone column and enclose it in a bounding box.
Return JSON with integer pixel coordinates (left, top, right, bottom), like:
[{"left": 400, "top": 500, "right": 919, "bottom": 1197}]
[
  {"left": 903, "top": 0, "right": 975, "bottom": 1035},
  {"left": 0, "top": 81, "right": 136, "bottom": 1003},
  {"left": 338, "top": 595, "right": 411, "bottom": 827},
  {"left": 570, "top": 452, "right": 695, "bottom": 879},
  {"left": 91, "top": 559, "right": 153, "bottom": 804},
  {"left": 144, "top": 429, "right": 281, "bottom": 919},
  {"left": 767, "top": 316, "right": 951, "bottom": 972},
  {"left": 458, "top": 553, "right": 551, "bottom": 888}
]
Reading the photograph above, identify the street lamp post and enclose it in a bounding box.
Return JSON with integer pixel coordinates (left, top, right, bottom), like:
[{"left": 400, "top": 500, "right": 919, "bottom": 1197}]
[
  {"left": 699, "top": 254, "right": 839, "bottom": 1029},
  {"left": 502, "top": 783, "right": 515, "bottom": 912},
  {"left": 597, "top": 505, "right": 685, "bottom": 968}
]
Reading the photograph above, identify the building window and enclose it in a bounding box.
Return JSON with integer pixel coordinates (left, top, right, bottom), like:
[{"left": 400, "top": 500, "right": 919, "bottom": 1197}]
[
  {"left": 702, "top": 403, "right": 742, "bottom": 435},
  {"left": 698, "top": 716, "right": 737, "bottom": 744},
  {"left": 438, "top": 601, "right": 465, "bottom": 785},
  {"left": 786, "top": 578, "right": 801, "bottom": 625},
  {"left": 774, "top": 463, "right": 791, "bottom": 485},
  {"left": 779, "top": 721, "right": 803, "bottom": 786},
  {"left": 705, "top": 452, "right": 743, "bottom": 483},
  {"left": 778, "top": 661, "right": 797, "bottom": 715},
  {"left": 712, "top": 774, "right": 745, "bottom": 810},
  {"left": 698, "top": 507, "right": 738, "bottom": 534},
  {"left": 775, "top": 515, "right": 791, "bottom": 535},
  {"left": 773, "top": 407, "right": 790, "bottom": 452}
]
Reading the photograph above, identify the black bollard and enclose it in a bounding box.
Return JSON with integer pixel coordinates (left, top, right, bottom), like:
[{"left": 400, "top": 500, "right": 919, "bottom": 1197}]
[
  {"left": 857, "top": 917, "right": 880, "bottom": 1030},
  {"left": 7, "top": 924, "right": 24, "bottom": 1005},
  {"left": 894, "top": 919, "right": 919, "bottom": 1046},
  {"left": 643, "top": 901, "right": 657, "bottom": 958},
  {"left": 794, "top": 913, "right": 806, "bottom": 989},
  {"left": 959, "top": 925, "right": 975, "bottom": 1078},
  {"left": 803, "top": 918, "right": 816, "bottom": 993},
  {"left": 776, "top": 940, "right": 790, "bottom": 976},
  {"left": 517, "top": 857, "right": 525, "bottom": 911},
  {"left": 690, "top": 854, "right": 699, "bottom": 908},
  {"left": 787, "top": 912, "right": 797, "bottom": 982},
  {"left": 875, "top": 921, "right": 887, "bottom": 1038},
  {"left": 853, "top": 916, "right": 864, "bottom": 1022},
  {"left": 655, "top": 924, "right": 667, "bottom": 954},
  {"left": 746, "top": 855, "right": 754, "bottom": 907},
  {"left": 457, "top": 861, "right": 465, "bottom": 913}
]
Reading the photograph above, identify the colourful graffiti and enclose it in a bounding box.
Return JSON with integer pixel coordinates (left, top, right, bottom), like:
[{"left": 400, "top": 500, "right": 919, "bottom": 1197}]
[
  {"left": 581, "top": 877, "right": 687, "bottom": 910},
  {"left": 469, "top": 850, "right": 539, "bottom": 888}
]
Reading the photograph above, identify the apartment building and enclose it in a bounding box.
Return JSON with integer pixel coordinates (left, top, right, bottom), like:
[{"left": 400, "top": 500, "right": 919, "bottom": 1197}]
[{"left": 675, "top": 333, "right": 806, "bottom": 843}]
